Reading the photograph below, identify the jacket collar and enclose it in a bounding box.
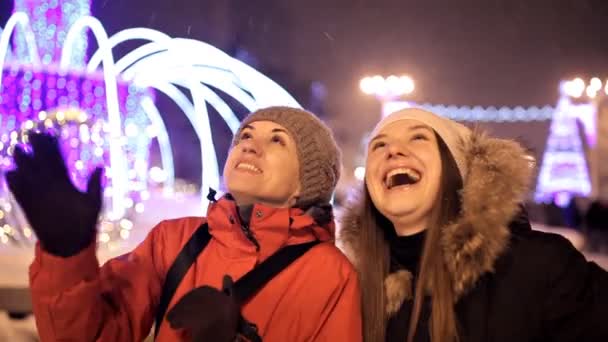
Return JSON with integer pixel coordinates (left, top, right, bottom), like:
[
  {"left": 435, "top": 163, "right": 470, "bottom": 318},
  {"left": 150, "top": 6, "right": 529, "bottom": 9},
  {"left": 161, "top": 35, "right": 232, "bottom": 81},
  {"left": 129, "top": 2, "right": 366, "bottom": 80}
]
[
  {"left": 207, "top": 195, "right": 334, "bottom": 261},
  {"left": 339, "top": 129, "right": 535, "bottom": 314}
]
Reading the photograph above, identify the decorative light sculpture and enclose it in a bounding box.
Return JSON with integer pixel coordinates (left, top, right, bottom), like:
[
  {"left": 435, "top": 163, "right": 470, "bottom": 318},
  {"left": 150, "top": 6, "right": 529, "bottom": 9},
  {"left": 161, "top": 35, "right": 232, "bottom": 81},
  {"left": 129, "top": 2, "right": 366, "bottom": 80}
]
[
  {"left": 0, "top": 0, "right": 300, "bottom": 248},
  {"left": 535, "top": 76, "right": 608, "bottom": 205},
  {"left": 534, "top": 95, "right": 594, "bottom": 206}
]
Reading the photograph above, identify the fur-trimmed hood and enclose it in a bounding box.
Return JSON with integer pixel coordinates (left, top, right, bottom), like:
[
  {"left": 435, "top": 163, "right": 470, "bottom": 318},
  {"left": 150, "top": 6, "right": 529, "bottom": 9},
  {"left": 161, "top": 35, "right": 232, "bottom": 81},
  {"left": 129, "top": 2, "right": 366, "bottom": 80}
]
[{"left": 338, "top": 129, "right": 535, "bottom": 315}]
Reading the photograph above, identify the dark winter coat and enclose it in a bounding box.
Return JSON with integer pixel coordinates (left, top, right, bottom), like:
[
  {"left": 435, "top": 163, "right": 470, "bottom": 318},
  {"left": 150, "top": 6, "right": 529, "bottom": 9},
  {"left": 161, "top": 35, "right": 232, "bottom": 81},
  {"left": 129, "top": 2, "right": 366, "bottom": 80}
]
[{"left": 340, "top": 130, "right": 608, "bottom": 342}]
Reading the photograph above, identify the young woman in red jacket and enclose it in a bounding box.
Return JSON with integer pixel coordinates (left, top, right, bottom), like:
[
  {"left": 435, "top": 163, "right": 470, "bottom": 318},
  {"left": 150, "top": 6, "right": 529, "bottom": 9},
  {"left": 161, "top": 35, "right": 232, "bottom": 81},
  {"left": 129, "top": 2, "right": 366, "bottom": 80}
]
[{"left": 6, "top": 106, "right": 362, "bottom": 341}]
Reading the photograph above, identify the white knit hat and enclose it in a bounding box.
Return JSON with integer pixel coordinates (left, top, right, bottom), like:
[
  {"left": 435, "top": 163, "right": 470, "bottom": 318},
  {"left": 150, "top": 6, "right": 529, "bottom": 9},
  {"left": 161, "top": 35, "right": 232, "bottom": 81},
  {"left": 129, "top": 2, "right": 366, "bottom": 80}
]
[{"left": 370, "top": 108, "right": 471, "bottom": 179}]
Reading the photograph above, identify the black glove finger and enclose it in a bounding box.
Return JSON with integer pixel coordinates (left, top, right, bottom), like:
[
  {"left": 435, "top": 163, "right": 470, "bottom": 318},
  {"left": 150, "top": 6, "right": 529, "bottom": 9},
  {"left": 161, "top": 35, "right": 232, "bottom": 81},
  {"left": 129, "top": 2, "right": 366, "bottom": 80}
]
[
  {"left": 4, "top": 172, "right": 38, "bottom": 229},
  {"left": 5, "top": 170, "right": 31, "bottom": 205},
  {"left": 28, "top": 132, "right": 69, "bottom": 178},
  {"left": 12, "top": 146, "right": 36, "bottom": 173},
  {"left": 86, "top": 167, "right": 103, "bottom": 209}
]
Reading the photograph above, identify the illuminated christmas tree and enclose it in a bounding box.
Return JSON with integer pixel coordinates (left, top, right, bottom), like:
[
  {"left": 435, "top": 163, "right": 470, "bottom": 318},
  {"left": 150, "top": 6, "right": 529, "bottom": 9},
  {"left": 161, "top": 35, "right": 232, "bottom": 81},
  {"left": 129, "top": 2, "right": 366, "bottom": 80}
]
[{"left": 534, "top": 80, "right": 596, "bottom": 206}]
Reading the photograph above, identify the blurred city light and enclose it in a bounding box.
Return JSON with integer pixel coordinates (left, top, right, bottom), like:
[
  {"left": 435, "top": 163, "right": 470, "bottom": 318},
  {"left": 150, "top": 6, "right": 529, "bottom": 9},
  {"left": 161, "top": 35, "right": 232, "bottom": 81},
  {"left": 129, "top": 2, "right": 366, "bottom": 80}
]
[
  {"left": 354, "top": 166, "right": 366, "bottom": 181},
  {"left": 359, "top": 74, "right": 415, "bottom": 98},
  {"left": 562, "top": 76, "right": 607, "bottom": 99}
]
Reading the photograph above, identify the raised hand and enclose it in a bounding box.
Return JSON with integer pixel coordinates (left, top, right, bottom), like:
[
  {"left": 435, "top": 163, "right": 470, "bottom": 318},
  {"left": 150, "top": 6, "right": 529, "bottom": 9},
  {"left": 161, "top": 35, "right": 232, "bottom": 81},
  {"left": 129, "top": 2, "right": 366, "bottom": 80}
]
[{"left": 4, "top": 132, "right": 103, "bottom": 257}]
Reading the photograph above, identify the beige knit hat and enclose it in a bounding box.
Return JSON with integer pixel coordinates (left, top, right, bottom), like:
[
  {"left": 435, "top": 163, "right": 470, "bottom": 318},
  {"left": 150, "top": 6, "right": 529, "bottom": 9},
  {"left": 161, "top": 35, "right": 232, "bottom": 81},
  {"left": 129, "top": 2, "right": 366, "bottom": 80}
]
[
  {"left": 370, "top": 108, "right": 471, "bottom": 179},
  {"left": 233, "top": 106, "right": 341, "bottom": 209}
]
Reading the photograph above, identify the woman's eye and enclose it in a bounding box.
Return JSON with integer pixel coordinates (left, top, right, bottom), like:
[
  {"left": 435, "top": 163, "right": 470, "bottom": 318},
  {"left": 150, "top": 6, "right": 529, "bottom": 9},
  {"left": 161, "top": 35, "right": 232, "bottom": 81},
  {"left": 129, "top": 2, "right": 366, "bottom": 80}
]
[
  {"left": 412, "top": 134, "right": 428, "bottom": 141},
  {"left": 371, "top": 141, "right": 386, "bottom": 150},
  {"left": 240, "top": 132, "right": 252, "bottom": 140},
  {"left": 271, "top": 135, "right": 286, "bottom": 146}
]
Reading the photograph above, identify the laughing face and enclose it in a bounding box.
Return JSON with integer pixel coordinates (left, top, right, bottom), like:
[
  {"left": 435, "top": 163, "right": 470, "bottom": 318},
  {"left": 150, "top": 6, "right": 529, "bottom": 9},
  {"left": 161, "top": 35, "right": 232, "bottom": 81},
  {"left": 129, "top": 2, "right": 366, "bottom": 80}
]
[
  {"left": 224, "top": 120, "right": 301, "bottom": 207},
  {"left": 365, "top": 119, "right": 442, "bottom": 234}
]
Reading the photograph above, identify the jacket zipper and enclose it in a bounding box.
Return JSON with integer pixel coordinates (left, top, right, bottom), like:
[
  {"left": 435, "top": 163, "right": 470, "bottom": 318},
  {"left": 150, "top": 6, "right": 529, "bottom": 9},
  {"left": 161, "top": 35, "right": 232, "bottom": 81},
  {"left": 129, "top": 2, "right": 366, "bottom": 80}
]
[{"left": 240, "top": 222, "right": 261, "bottom": 251}]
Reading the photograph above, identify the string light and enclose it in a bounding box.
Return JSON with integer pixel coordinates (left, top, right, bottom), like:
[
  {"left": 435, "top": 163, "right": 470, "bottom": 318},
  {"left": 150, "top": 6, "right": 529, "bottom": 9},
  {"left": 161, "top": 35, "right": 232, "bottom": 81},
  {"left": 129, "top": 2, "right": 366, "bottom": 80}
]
[
  {"left": 99, "top": 232, "right": 110, "bottom": 243},
  {"left": 134, "top": 203, "right": 144, "bottom": 213},
  {"left": 0, "top": 66, "right": 154, "bottom": 245},
  {"left": 119, "top": 218, "right": 133, "bottom": 230},
  {"left": 383, "top": 101, "right": 556, "bottom": 121},
  {"left": 119, "top": 229, "right": 130, "bottom": 239},
  {"left": 13, "top": 0, "right": 91, "bottom": 66}
]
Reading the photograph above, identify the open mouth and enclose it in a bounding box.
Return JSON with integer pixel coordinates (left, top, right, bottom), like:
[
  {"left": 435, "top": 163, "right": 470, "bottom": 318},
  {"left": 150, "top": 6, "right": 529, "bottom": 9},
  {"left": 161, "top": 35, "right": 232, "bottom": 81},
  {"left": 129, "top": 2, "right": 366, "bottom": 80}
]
[
  {"left": 235, "top": 162, "right": 262, "bottom": 174},
  {"left": 384, "top": 168, "right": 421, "bottom": 189}
]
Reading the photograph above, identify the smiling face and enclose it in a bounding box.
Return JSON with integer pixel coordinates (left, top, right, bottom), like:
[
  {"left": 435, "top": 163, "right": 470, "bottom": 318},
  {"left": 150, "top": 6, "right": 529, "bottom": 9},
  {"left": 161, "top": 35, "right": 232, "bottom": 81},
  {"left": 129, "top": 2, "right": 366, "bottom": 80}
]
[
  {"left": 365, "top": 119, "right": 442, "bottom": 234},
  {"left": 224, "top": 120, "right": 301, "bottom": 207}
]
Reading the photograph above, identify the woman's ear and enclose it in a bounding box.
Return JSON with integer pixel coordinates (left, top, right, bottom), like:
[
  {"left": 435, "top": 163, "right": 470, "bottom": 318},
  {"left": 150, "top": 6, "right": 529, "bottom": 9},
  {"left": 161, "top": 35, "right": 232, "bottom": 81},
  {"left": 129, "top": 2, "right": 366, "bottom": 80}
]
[
  {"left": 288, "top": 195, "right": 299, "bottom": 208},
  {"left": 288, "top": 184, "right": 301, "bottom": 207}
]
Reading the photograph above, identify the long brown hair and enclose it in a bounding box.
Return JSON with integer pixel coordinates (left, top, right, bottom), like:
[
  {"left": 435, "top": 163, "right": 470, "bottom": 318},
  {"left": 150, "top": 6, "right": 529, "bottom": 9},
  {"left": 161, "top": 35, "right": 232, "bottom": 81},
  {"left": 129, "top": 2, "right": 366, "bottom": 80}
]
[{"left": 356, "top": 133, "right": 463, "bottom": 342}]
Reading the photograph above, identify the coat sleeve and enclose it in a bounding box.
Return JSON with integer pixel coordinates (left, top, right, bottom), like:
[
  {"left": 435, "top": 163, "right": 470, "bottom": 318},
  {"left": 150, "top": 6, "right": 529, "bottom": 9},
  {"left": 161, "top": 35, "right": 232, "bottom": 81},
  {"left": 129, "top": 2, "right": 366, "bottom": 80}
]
[
  {"left": 540, "top": 234, "right": 608, "bottom": 341},
  {"left": 311, "top": 263, "right": 363, "bottom": 341},
  {"left": 29, "top": 220, "right": 172, "bottom": 341}
]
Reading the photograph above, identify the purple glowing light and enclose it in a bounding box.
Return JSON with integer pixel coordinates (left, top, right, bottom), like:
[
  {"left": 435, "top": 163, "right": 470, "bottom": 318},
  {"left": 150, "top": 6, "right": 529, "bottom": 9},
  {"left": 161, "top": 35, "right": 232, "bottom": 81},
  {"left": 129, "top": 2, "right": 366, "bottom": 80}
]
[
  {"left": 535, "top": 97, "right": 594, "bottom": 206},
  {"left": 0, "top": 65, "right": 152, "bottom": 192},
  {"left": 12, "top": 0, "right": 91, "bottom": 66}
]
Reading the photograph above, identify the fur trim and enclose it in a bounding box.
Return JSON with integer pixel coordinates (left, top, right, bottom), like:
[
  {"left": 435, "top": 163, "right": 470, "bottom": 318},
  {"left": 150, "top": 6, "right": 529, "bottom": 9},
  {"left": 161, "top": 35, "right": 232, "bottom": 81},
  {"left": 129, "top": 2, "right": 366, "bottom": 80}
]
[
  {"left": 385, "top": 270, "right": 413, "bottom": 316},
  {"left": 336, "top": 190, "right": 363, "bottom": 267},
  {"left": 338, "top": 129, "right": 534, "bottom": 314},
  {"left": 441, "top": 129, "right": 534, "bottom": 298}
]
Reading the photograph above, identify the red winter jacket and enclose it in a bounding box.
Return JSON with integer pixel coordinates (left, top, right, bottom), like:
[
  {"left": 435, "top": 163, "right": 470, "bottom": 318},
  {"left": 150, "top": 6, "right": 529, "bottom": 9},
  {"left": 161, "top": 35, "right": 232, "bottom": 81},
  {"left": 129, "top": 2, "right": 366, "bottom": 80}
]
[{"left": 29, "top": 196, "right": 362, "bottom": 341}]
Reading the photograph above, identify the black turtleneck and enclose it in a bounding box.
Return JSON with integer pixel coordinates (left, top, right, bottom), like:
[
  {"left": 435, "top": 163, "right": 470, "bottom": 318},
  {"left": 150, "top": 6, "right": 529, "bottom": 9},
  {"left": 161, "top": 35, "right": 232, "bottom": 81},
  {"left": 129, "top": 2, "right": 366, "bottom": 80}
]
[
  {"left": 386, "top": 229, "right": 431, "bottom": 342},
  {"left": 388, "top": 229, "right": 426, "bottom": 273}
]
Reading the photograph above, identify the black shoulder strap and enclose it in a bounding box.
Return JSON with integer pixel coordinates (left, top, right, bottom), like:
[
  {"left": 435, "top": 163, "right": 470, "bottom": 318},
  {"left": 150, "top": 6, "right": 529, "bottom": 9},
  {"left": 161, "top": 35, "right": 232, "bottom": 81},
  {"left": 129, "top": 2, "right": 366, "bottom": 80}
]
[
  {"left": 155, "top": 223, "right": 211, "bottom": 338},
  {"left": 232, "top": 240, "right": 319, "bottom": 304},
  {"left": 231, "top": 240, "right": 319, "bottom": 342},
  {"left": 154, "top": 221, "right": 319, "bottom": 339}
]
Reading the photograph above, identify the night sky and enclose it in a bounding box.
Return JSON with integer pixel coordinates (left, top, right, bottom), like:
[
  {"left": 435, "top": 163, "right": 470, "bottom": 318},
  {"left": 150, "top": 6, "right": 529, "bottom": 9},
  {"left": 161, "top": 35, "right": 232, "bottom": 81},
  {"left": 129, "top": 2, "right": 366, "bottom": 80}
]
[{"left": 1, "top": 0, "right": 607, "bottom": 182}]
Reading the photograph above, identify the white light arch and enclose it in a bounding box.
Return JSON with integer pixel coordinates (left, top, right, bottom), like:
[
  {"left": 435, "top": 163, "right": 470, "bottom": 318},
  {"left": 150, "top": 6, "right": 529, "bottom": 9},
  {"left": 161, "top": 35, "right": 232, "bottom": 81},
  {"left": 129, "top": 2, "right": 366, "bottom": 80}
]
[
  {"left": 1, "top": 11, "right": 301, "bottom": 220},
  {"left": 0, "top": 12, "right": 40, "bottom": 89},
  {"left": 60, "top": 16, "right": 128, "bottom": 219}
]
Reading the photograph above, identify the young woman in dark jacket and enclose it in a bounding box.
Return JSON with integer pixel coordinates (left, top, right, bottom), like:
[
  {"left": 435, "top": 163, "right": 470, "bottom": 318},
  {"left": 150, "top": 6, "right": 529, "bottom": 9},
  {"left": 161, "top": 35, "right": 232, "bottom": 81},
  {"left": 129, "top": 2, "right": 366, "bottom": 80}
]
[{"left": 339, "top": 107, "right": 608, "bottom": 342}]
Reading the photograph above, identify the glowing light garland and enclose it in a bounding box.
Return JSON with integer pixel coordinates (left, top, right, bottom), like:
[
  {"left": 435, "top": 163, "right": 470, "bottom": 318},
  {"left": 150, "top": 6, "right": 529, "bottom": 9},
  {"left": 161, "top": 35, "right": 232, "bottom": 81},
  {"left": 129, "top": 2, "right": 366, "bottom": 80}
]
[
  {"left": 13, "top": 0, "right": 89, "bottom": 66},
  {"left": 383, "top": 101, "right": 555, "bottom": 121},
  {"left": 0, "top": 2, "right": 300, "bottom": 247}
]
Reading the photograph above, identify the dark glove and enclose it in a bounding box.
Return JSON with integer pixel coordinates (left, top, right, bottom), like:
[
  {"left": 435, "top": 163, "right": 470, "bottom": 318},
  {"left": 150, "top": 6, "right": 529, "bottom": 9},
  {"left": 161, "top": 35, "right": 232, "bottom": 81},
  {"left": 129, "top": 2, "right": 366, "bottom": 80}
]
[
  {"left": 167, "top": 276, "right": 240, "bottom": 342},
  {"left": 4, "top": 132, "right": 103, "bottom": 257}
]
